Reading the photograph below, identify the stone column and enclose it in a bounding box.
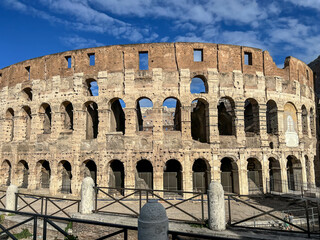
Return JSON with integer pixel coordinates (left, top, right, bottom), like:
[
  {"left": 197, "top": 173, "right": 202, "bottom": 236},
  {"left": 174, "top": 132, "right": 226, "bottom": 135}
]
[
  {"left": 234, "top": 100, "right": 246, "bottom": 147},
  {"left": 80, "top": 177, "right": 95, "bottom": 214},
  {"left": 124, "top": 108, "right": 137, "bottom": 136},
  {"left": 138, "top": 200, "right": 168, "bottom": 240},
  {"left": 207, "top": 181, "right": 226, "bottom": 231},
  {"left": 259, "top": 103, "right": 269, "bottom": 147},
  {"left": 6, "top": 185, "right": 18, "bottom": 211},
  {"left": 181, "top": 106, "right": 192, "bottom": 140}
]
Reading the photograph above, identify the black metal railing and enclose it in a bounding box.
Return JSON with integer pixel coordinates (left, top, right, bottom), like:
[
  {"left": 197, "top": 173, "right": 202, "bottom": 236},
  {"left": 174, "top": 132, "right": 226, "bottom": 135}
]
[
  {"left": 15, "top": 192, "right": 80, "bottom": 218},
  {"left": 0, "top": 190, "right": 6, "bottom": 208},
  {"left": 94, "top": 186, "right": 207, "bottom": 224}
]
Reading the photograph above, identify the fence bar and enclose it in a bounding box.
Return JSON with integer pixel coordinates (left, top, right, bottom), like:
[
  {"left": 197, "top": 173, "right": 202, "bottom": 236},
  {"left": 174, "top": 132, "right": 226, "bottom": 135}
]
[
  {"left": 201, "top": 193, "right": 204, "bottom": 222},
  {"left": 41, "top": 197, "right": 44, "bottom": 215},
  {"left": 318, "top": 200, "right": 320, "bottom": 232},
  {"left": 43, "top": 218, "right": 47, "bottom": 240},
  {"left": 228, "top": 195, "right": 231, "bottom": 225},
  {"left": 33, "top": 216, "right": 37, "bottom": 240},
  {"left": 305, "top": 200, "right": 310, "bottom": 238},
  {"left": 139, "top": 190, "right": 142, "bottom": 213}
]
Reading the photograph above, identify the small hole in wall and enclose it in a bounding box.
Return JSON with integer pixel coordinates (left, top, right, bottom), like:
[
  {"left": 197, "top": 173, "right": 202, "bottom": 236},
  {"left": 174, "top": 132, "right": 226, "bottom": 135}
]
[
  {"left": 269, "top": 142, "right": 274, "bottom": 149},
  {"left": 244, "top": 52, "right": 252, "bottom": 65},
  {"left": 65, "top": 56, "right": 72, "bottom": 68}
]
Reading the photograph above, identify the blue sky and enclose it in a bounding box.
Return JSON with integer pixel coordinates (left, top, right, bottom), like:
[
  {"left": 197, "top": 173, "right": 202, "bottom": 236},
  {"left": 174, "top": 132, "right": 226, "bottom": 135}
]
[{"left": 1, "top": 0, "right": 320, "bottom": 70}]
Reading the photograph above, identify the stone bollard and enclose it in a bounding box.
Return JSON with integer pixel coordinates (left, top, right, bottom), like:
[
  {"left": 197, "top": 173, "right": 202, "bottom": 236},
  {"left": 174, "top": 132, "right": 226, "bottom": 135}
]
[
  {"left": 138, "top": 199, "right": 168, "bottom": 240},
  {"left": 6, "top": 185, "right": 18, "bottom": 211},
  {"left": 80, "top": 177, "right": 95, "bottom": 214},
  {"left": 207, "top": 181, "right": 226, "bottom": 231}
]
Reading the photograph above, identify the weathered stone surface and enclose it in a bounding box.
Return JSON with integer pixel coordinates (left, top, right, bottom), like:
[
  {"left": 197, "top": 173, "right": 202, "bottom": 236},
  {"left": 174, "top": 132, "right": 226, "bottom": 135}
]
[
  {"left": 80, "top": 177, "right": 95, "bottom": 214},
  {"left": 6, "top": 184, "right": 18, "bottom": 211}
]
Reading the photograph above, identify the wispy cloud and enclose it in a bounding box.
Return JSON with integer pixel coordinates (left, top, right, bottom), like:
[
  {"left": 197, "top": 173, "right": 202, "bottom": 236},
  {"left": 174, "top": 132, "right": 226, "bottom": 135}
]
[{"left": 59, "top": 35, "right": 104, "bottom": 49}]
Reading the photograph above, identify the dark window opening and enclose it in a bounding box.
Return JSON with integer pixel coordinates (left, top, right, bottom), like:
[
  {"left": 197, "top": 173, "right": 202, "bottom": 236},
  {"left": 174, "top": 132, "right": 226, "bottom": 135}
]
[
  {"left": 268, "top": 158, "right": 282, "bottom": 192},
  {"left": 192, "top": 159, "right": 210, "bottom": 193},
  {"left": 190, "top": 77, "right": 208, "bottom": 94},
  {"left": 88, "top": 53, "right": 95, "bottom": 66},
  {"left": 302, "top": 105, "right": 308, "bottom": 135},
  {"left": 22, "top": 88, "right": 32, "bottom": 101},
  {"left": 136, "top": 160, "right": 153, "bottom": 190},
  {"left": 61, "top": 161, "right": 72, "bottom": 194},
  {"left": 191, "top": 99, "right": 209, "bottom": 143},
  {"left": 247, "top": 158, "right": 263, "bottom": 194},
  {"left": 244, "top": 52, "right": 252, "bottom": 65},
  {"left": 194, "top": 49, "right": 203, "bottom": 62},
  {"left": 221, "top": 158, "right": 239, "bottom": 194},
  {"left": 163, "top": 98, "right": 181, "bottom": 131},
  {"left": 218, "top": 98, "right": 236, "bottom": 135},
  {"left": 266, "top": 100, "right": 278, "bottom": 134},
  {"left": 84, "top": 160, "right": 97, "bottom": 185},
  {"left": 85, "top": 79, "right": 98, "bottom": 96},
  {"left": 6, "top": 108, "right": 14, "bottom": 142},
  {"left": 164, "top": 159, "right": 182, "bottom": 196},
  {"left": 22, "top": 106, "right": 32, "bottom": 140},
  {"left": 40, "top": 104, "right": 52, "bottom": 134},
  {"left": 62, "top": 102, "right": 74, "bottom": 131},
  {"left": 85, "top": 102, "right": 99, "bottom": 139},
  {"left": 306, "top": 69, "right": 309, "bottom": 81},
  {"left": 109, "top": 160, "right": 124, "bottom": 195},
  {"left": 139, "top": 52, "right": 148, "bottom": 70},
  {"left": 136, "top": 98, "right": 153, "bottom": 132},
  {"left": 38, "top": 160, "right": 51, "bottom": 189},
  {"left": 17, "top": 160, "right": 29, "bottom": 189},
  {"left": 110, "top": 99, "right": 126, "bottom": 134},
  {"left": 25, "top": 66, "right": 30, "bottom": 80},
  {"left": 287, "top": 156, "right": 302, "bottom": 191},
  {"left": 310, "top": 108, "right": 315, "bottom": 136},
  {"left": 1, "top": 160, "right": 11, "bottom": 187},
  {"left": 66, "top": 56, "right": 71, "bottom": 69},
  {"left": 244, "top": 98, "right": 260, "bottom": 135}
]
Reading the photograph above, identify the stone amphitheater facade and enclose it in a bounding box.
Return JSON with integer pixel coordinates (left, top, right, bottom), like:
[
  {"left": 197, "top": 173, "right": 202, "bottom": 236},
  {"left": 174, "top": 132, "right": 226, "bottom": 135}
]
[{"left": 0, "top": 42, "right": 316, "bottom": 197}]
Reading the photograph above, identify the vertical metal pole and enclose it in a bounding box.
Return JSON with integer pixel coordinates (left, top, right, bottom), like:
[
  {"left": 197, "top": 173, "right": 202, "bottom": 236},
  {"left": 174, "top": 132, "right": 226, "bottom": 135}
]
[
  {"left": 201, "top": 193, "right": 204, "bottom": 223},
  {"left": 124, "top": 228, "right": 128, "bottom": 240},
  {"left": 311, "top": 207, "right": 315, "bottom": 232},
  {"left": 45, "top": 197, "right": 48, "bottom": 215},
  {"left": 228, "top": 195, "right": 231, "bottom": 225},
  {"left": 77, "top": 200, "right": 80, "bottom": 213},
  {"left": 33, "top": 216, "right": 37, "bottom": 240},
  {"left": 95, "top": 187, "right": 98, "bottom": 212},
  {"left": 146, "top": 190, "right": 149, "bottom": 203},
  {"left": 305, "top": 200, "right": 310, "bottom": 238},
  {"left": 301, "top": 185, "right": 304, "bottom": 198},
  {"left": 139, "top": 190, "right": 142, "bottom": 213},
  {"left": 43, "top": 218, "right": 47, "bottom": 240},
  {"left": 15, "top": 193, "right": 18, "bottom": 211},
  {"left": 317, "top": 200, "right": 320, "bottom": 232},
  {"left": 41, "top": 197, "right": 44, "bottom": 215}
]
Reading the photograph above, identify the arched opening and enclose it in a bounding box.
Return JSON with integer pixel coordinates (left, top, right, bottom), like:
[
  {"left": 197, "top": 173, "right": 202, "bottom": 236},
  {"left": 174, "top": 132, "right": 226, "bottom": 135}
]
[
  {"left": 83, "top": 160, "right": 97, "bottom": 185},
  {"left": 310, "top": 108, "right": 315, "bottom": 136},
  {"left": 284, "top": 102, "right": 299, "bottom": 147},
  {"left": 302, "top": 105, "right": 308, "bottom": 135},
  {"left": 109, "top": 98, "right": 126, "bottom": 134},
  {"left": 22, "top": 87, "right": 32, "bottom": 101},
  {"left": 5, "top": 108, "right": 14, "bottom": 141},
  {"left": 266, "top": 100, "right": 278, "bottom": 134},
  {"left": 220, "top": 157, "right": 239, "bottom": 194},
  {"left": 37, "top": 160, "right": 51, "bottom": 189},
  {"left": 268, "top": 158, "right": 281, "bottom": 192},
  {"left": 59, "top": 161, "right": 72, "bottom": 194},
  {"left": 16, "top": 160, "right": 29, "bottom": 188},
  {"left": 191, "top": 99, "right": 209, "bottom": 143},
  {"left": 61, "top": 101, "right": 74, "bottom": 131},
  {"left": 162, "top": 98, "right": 181, "bottom": 131},
  {"left": 244, "top": 98, "right": 260, "bottom": 135},
  {"left": 190, "top": 76, "right": 208, "bottom": 94},
  {"left": 135, "top": 160, "right": 153, "bottom": 189},
  {"left": 109, "top": 160, "right": 124, "bottom": 195},
  {"left": 218, "top": 97, "right": 236, "bottom": 135},
  {"left": 85, "top": 79, "right": 99, "bottom": 96},
  {"left": 192, "top": 159, "right": 210, "bottom": 193},
  {"left": 163, "top": 159, "right": 182, "bottom": 195},
  {"left": 40, "top": 103, "right": 52, "bottom": 134},
  {"left": 85, "top": 101, "right": 99, "bottom": 139},
  {"left": 247, "top": 158, "right": 263, "bottom": 194},
  {"left": 22, "top": 106, "right": 32, "bottom": 140},
  {"left": 136, "top": 98, "right": 153, "bottom": 132},
  {"left": 1, "top": 160, "right": 11, "bottom": 186},
  {"left": 287, "top": 156, "right": 302, "bottom": 191}
]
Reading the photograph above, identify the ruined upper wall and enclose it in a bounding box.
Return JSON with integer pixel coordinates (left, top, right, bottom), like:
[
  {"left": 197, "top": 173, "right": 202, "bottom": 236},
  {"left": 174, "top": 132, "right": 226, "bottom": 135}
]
[{"left": 0, "top": 42, "right": 314, "bottom": 89}]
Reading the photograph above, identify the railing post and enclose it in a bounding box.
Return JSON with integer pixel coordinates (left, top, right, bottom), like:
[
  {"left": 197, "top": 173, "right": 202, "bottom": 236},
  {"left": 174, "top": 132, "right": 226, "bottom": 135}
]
[
  {"left": 45, "top": 197, "right": 48, "bottom": 215},
  {"left": 33, "top": 216, "right": 37, "bottom": 240},
  {"left": 201, "top": 193, "right": 204, "bottom": 223},
  {"left": 228, "top": 195, "right": 231, "bottom": 225},
  {"left": 43, "top": 217, "right": 47, "bottom": 240},
  {"left": 6, "top": 185, "right": 18, "bottom": 211},
  {"left": 317, "top": 200, "right": 320, "bottom": 232},
  {"left": 80, "top": 177, "right": 95, "bottom": 214},
  {"left": 139, "top": 190, "right": 142, "bottom": 213},
  {"left": 41, "top": 197, "right": 44, "bottom": 215},
  {"left": 305, "top": 200, "right": 310, "bottom": 238}
]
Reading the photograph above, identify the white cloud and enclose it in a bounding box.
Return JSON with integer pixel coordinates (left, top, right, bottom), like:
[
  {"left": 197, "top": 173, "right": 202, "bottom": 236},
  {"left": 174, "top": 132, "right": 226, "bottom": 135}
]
[
  {"left": 59, "top": 35, "right": 104, "bottom": 49},
  {"left": 284, "top": 0, "right": 320, "bottom": 11}
]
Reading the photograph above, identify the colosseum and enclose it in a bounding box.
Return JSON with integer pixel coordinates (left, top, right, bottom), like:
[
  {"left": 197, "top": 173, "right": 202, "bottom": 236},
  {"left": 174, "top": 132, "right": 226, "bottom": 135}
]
[{"left": 0, "top": 42, "right": 316, "bottom": 197}]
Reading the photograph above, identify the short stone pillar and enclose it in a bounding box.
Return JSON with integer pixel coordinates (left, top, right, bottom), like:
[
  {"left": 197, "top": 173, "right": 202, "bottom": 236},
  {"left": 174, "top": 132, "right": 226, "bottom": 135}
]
[
  {"left": 207, "top": 181, "right": 226, "bottom": 231},
  {"left": 80, "top": 177, "right": 95, "bottom": 214},
  {"left": 138, "top": 199, "right": 168, "bottom": 240},
  {"left": 6, "top": 185, "right": 18, "bottom": 211}
]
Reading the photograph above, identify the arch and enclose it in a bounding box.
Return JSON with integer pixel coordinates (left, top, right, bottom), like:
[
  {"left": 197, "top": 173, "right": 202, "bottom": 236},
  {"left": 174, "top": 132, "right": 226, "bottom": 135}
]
[
  {"left": 136, "top": 97, "right": 153, "bottom": 132},
  {"left": 108, "top": 160, "right": 124, "bottom": 195},
  {"left": 286, "top": 155, "right": 302, "bottom": 191},
  {"left": 61, "top": 101, "right": 74, "bottom": 131},
  {"left": 109, "top": 98, "right": 126, "bottom": 134},
  {"left": 84, "top": 101, "right": 99, "bottom": 139},
  {"left": 135, "top": 159, "right": 153, "bottom": 189},
  {"left": 284, "top": 102, "right": 299, "bottom": 147},
  {"left": 220, "top": 157, "right": 239, "bottom": 194},
  {"left": 162, "top": 97, "right": 181, "bottom": 131},
  {"left": 16, "top": 160, "right": 29, "bottom": 188},
  {"left": 1, "top": 160, "right": 11, "bottom": 186},
  {"left": 163, "top": 159, "right": 182, "bottom": 195},
  {"left": 82, "top": 160, "right": 97, "bottom": 185},
  {"left": 310, "top": 107, "right": 315, "bottom": 136},
  {"left": 5, "top": 108, "right": 14, "bottom": 141},
  {"left": 244, "top": 98, "right": 260, "bottom": 135},
  {"left": 247, "top": 158, "right": 263, "bottom": 194},
  {"left": 218, "top": 97, "right": 236, "bottom": 135},
  {"left": 21, "top": 106, "right": 32, "bottom": 140},
  {"left": 192, "top": 158, "right": 210, "bottom": 193},
  {"left": 301, "top": 105, "right": 308, "bottom": 135},
  {"left": 190, "top": 76, "right": 208, "bottom": 94},
  {"left": 39, "top": 103, "right": 52, "bottom": 134},
  {"left": 58, "top": 160, "right": 72, "bottom": 194},
  {"left": 266, "top": 100, "right": 278, "bottom": 134},
  {"left": 36, "top": 160, "right": 51, "bottom": 189},
  {"left": 22, "top": 87, "right": 32, "bottom": 101},
  {"left": 85, "top": 78, "right": 98, "bottom": 96},
  {"left": 191, "top": 99, "right": 209, "bottom": 143},
  {"left": 268, "top": 157, "right": 282, "bottom": 192}
]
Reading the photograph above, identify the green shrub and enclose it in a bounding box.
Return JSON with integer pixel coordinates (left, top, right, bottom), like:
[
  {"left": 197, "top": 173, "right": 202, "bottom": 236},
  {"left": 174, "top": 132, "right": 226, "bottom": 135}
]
[{"left": 13, "top": 229, "right": 32, "bottom": 239}]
